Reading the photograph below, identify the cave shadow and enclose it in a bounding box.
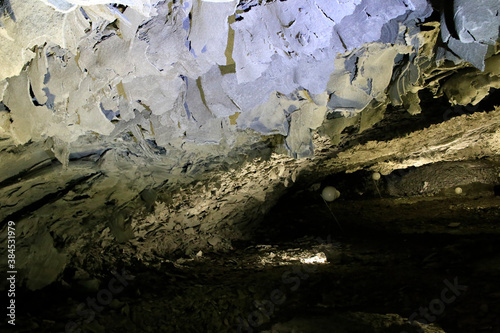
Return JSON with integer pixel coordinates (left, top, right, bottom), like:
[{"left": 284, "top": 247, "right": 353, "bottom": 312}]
[{"left": 0, "top": 0, "right": 16, "bottom": 23}]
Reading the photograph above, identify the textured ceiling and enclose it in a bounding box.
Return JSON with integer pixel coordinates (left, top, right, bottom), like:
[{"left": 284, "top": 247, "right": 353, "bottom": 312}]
[{"left": 1, "top": 0, "right": 497, "bottom": 158}]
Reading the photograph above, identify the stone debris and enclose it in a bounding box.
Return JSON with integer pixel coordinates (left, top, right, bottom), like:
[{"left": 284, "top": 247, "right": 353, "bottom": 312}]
[{"left": 1, "top": 0, "right": 500, "bottom": 292}]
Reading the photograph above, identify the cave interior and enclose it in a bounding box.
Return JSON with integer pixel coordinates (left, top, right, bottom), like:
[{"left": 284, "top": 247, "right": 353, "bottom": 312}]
[{"left": 1, "top": 0, "right": 500, "bottom": 332}]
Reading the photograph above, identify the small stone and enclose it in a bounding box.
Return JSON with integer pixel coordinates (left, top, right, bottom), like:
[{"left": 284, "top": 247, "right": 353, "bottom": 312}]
[
  {"left": 208, "top": 236, "right": 221, "bottom": 246},
  {"left": 185, "top": 219, "right": 201, "bottom": 228},
  {"left": 455, "top": 187, "right": 463, "bottom": 194},
  {"left": 78, "top": 279, "right": 100, "bottom": 292},
  {"left": 310, "top": 183, "right": 321, "bottom": 191},
  {"left": 448, "top": 222, "right": 461, "bottom": 228},
  {"left": 110, "top": 299, "right": 124, "bottom": 309}
]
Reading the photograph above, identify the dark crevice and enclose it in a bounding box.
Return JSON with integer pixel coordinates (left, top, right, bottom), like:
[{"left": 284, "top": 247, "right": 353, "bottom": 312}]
[
  {"left": 339, "top": 88, "right": 500, "bottom": 150},
  {"left": 0, "top": 172, "right": 102, "bottom": 228},
  {"left": 0, "top": 158, "right": 55, "bottom": 189},
  {"left": 0, "top": 0, "right": 15, "bottom": 22},
  {"left": 0, "top": 101, "right": 10, "bottom": 112},
  {"left": 69, "top": 148, "right": 110, "bottom": 161},
  {"left": 29, "top": 83, "right": 42, "bottom": 107}
]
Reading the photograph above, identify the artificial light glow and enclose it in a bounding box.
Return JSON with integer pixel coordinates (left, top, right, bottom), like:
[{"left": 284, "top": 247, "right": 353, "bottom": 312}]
[
  {"left": 300, "top": 253, "right": 328, "bottom": 264},
  {"left": 258, "top": 249, "right": 331, "bottom": 266}
]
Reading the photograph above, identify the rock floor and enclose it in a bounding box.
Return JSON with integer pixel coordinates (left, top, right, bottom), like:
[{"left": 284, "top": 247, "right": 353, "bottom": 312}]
[{"left": 7, "top": 193, "right": 500, "bottom": 333}]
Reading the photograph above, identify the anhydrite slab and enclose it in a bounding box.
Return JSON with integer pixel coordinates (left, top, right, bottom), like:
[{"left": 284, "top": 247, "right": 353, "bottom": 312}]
[
  {"left": 231, "top": 0, "right": 338, "bottom": 87},
  {"left": 453, "top": 0, "right": 500, "bottom": 45},
  {"left": 4, "top": 72, "right": 54, "bottom": 144},
  {"left": 4, "top": 46, "right": 114, "bottom": 144},
  {"left": 327, "top": 44, "right": 411, "bottom": 113},
  {"left": 0, "top": 0, "right": 497, "bottom": 160},
  {"left": 189, "top": 0, "right": 237, "bottom": 65},
  {"left": 236, "top": 92, "right": 290, "bottom": 136},
  {"left": 0, "top": 0, "right": 68, "bottom": 81},
  {"left": 286, "top": 102, "right": 327, "bottom": 158},
  {"left": 440, "top": 0, "right": 500, "bottom": 71},
  {"left": 442, "top": 55, "right": 500, "bottom": 106},
  {"left": 39, "top": 0, "right": 159, "bottom": 16}
]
